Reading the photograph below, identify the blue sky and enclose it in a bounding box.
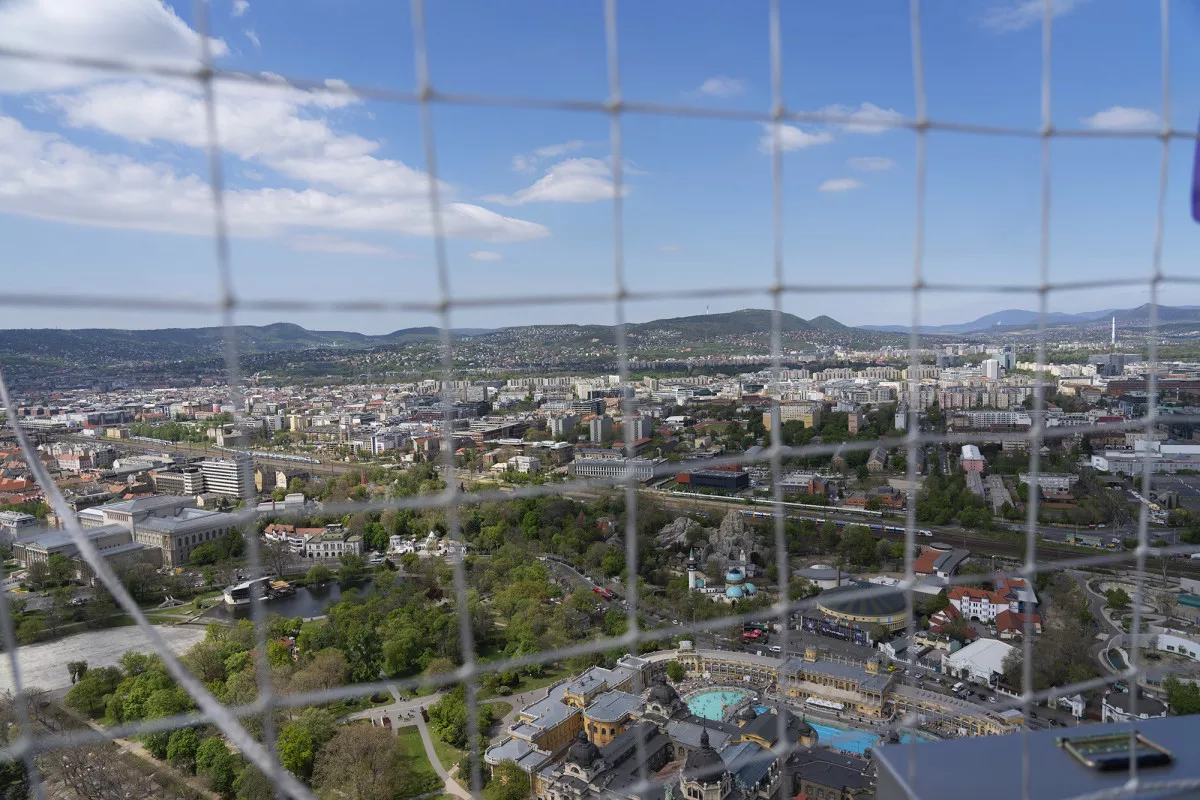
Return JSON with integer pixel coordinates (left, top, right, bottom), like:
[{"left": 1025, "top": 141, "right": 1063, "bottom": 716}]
[{"left": 0, "top": 0, "right": 1197, "bottom": 335}]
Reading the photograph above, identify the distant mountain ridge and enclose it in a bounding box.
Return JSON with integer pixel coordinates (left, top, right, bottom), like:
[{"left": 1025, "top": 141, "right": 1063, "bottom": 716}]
[
  {"left": 860, "top": 304, "right": 1200, "bottom": 335},
  {"left": 0, "top": 309, "right": 884, "bottom": 369}
]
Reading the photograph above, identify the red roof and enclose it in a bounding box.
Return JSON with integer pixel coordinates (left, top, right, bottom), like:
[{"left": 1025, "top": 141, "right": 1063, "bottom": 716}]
[
  {"left": 947, "top": 585, "right": 1007, "bottom": 606},
  {"left": 912, "top": 546, "right": 942, "bottom": 575},
  {"left": 995, "top": 610, "right": 1042, "bottom": 633}
]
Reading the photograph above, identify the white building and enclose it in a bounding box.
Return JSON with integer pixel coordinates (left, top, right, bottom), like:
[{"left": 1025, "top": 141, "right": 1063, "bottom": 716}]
[
  {"left": 942, "top": 638, "right": 1016, "bottom": 686},
  {"left": 0, "top": 511, "right": 39, "bottom": 544},
  {"left": 509, "top": 455, "right": 541, "bottom": 474},
  {"left": 1018, "top": 472, "right": 1078, "bottom": 493},
  {"left": 570, "top": 457, "right": 658, "bottom": 482},
  {"left": 982, "top": 359, "right": 1001, "bottom": 380},
  {"left": 200, "top": 457, "right": 256, "bottom": 499},
  {"left": 1102, "top": 690, "right": 1168, "bottom": 723},
  {"left": 303, "top": 525, "right": 363, "bottom": 559}
]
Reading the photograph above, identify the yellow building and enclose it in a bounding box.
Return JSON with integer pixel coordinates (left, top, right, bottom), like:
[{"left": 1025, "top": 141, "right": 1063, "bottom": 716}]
[
  {"left": 763, "top": 403, "right": 822, "bottom": 432},
  {"left": 779, "top": 646, "right": 893, "bottom": 718},
  {"left": 580, "top": 690, "right": 641, "bottom": 746}
]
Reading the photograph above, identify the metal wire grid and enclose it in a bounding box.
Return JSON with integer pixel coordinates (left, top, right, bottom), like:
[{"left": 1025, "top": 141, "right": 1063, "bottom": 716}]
[{"left": 0, "top": 1, "right": 1194, "bottom": 798}]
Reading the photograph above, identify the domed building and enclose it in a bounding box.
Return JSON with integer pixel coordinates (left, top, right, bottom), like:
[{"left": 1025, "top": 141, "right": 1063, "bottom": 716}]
[
  {"left": 680, "top": 729, "right": 731, "bottom": 797},
  {"left": 816, "top": 580, "right": 910, "bottom": 634}
]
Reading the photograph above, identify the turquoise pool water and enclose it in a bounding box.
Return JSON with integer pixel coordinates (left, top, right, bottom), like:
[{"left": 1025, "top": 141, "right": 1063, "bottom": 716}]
[
  {"left": 806, "top": 720, "right": 926, "bottom": 755},
  {"left": 687, "top": 689, "right": 749, "bottom": 720},
  {"left": 748, "top": 705, "right": 925, "bottom": 755},
  {"left": 690, "top": 693, "right": 928, "bottom": 755}
]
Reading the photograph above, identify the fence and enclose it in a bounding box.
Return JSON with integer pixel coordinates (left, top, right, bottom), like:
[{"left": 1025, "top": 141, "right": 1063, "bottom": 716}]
[{"left": 0, "top": 1, "right": 1198, "bottom": 799}]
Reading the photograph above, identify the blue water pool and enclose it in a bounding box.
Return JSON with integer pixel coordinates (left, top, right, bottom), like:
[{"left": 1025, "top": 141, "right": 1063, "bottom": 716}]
[
  {"left": 686, "top": 689, "right": 748, "bottom": 720},
  {"left": 805, "top": 720, "right": 926, "bottom": 756}
]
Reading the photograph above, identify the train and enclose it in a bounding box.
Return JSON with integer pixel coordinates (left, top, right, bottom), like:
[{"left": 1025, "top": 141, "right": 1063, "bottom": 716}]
[
  {"left": 212, "top": 446, "right": 321, "bottom": 465},
  {"left": 738, "top": 509, "right": 932, "bottom": 537},
  {"left": 127, "top": 437, "right": 321, "bottom": 465}
]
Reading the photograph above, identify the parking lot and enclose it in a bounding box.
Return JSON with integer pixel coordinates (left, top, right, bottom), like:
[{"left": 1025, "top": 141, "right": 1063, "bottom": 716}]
[{"left": 1152, "top": 474, "right": 1200, "bottom": 511}]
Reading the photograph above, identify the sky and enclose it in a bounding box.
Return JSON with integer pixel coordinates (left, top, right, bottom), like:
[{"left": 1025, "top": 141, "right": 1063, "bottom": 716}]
[{"left": 0, "top": 0, "right": 1198, "bottom": 335}]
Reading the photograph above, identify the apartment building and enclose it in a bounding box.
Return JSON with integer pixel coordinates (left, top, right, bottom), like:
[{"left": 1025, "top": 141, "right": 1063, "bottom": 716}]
[{"left": 200, "top": 457, "right": 255, "bottom": 499}]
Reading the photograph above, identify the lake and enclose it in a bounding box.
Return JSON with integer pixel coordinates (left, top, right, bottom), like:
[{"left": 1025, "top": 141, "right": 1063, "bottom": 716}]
[{"left": 206, "top": 576, "right": 392, "bottom": 621}]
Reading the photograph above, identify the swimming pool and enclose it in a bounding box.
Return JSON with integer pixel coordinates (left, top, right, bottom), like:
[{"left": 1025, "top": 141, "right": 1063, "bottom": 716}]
[
  {"left": 686, "top": 689, "right": 749, "bottom": 720},
  {"left": 749, "top": 705, "right": 925, "bottom": 755},
  {"left": 805, "top": 720, "right": 927, "bottom": 756}
]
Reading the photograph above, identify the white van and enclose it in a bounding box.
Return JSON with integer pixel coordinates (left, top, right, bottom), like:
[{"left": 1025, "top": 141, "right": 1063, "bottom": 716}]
[
  {"left": 952, "top": 682, "right": 965, "bottom": 694},
  {"left": 770, "top": 645, "right": 782, "bottom": 653}
]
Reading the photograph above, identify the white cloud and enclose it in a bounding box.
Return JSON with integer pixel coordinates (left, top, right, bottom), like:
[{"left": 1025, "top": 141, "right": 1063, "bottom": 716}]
[
  {"left": 821, "top": 102, "right": 904, "bottom": 134},
  {"left": 232, "top": 0, "right": 250, "bottom": 17},
  {"left": 483, "top": 158, "right": 626, "bottom": 206},
  {"left": 657, "top": 245, "right": 681, "bottom": 253},
  {"left": 534, "top": 140, "right": 586, "bottom": 159},
  {"left": 0, "top": 1, "right": 547, "bottom": 244},
  {"left": 469, "top": 250, "right": 503, "bottom": 261},
  {"left": 848, "top": 156, "right": 896, "bottom": 172},
  {"left": 818, "top": 178, "right": 864, "bottom": 193},
  {"left": 694, "top": 76, "right": 746, "bottom": 98},
  {"left": 290, "top": 234, "right": 396, "bottom": 256},
  {"left": 243, "top": 29, "right": 260, "bottom": 48},
  {"left": 982, "top": 0, "right": 1092, "bottom": 32},
  {"left": 0, "top": 0, "right": 227, "bottom": 92},
  {"left": 1082, "top": 106, "right": 1160, "bottom": 131},
  {"left": 759, "top": 123, "right": 835, "bottom": 154},
  {"left": 511, "top": 154, "right": 536, "bottom": 173},
  {"left": 0, "top": 111, "right": 547, "bottom": 242}
]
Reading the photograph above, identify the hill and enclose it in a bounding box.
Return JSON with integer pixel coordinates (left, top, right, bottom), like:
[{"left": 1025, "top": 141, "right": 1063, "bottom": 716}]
[{"left": 862, "top": 305, "right": 1200, "bottom": 335}]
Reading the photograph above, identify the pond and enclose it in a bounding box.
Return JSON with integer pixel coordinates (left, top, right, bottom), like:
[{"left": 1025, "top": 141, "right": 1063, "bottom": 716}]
[{"left": 206, "top": 576, "right": 391, "bottom": 621}]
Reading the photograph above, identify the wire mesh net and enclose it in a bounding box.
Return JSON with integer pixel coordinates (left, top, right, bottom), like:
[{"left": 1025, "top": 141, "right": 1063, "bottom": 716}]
[{"left": 0, "top": 1, "right": 1198, "bottom": 799}]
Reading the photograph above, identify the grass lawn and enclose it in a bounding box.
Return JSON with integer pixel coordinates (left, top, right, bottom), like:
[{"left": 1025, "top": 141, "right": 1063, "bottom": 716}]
[
  {"left": 477, "top": 665, "right": 568, "bottom": 700},
  {"left": 395, "top": 725, "right": 443, "bottom": 798},
  {"left": 430, "top": 734, "right": 463, "bottom": 773},
  {"left": 325, "top": 691, "right": 393, "bottom": 717}
]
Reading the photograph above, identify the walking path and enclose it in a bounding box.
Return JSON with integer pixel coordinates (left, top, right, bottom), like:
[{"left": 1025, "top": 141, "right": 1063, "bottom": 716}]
[{"left": 346, "top": 679, "right": 555, "bottom": 800}]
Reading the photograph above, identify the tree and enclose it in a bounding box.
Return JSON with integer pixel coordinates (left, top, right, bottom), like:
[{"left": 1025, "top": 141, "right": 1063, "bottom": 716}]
[
  {"left": 277, "top": 724, "right": 315, "bottom": 779},
  {"left": 66, "top": 660, "right": 88, "bottom": 684},
  {"left": 306, "top": 563, "right": 332, "bottom": 584},
  {"left": 195, "top": 736, "right": 230, "bottom": 775},
  {"left": 65, "top": 666, "right": 121, "bottom": 717},
  {"left": 25, "top": 561, "right": 48, "bottom": 591},
  {"left": 485, "top": 759, "right": 532, "bottom": 800},
  {"left": 16, "top": 617, "right": 42, "bottom": 645},
  {"left": 665, "top": 661, "right": 685, "bottom": 683},
  {"left": 46, "top": 553, "right": 74, "bottom": 587},
  {"left": 856, "top": 464, "right": 870, "bottom": 481},
  {"left": 312, "top": 724, "right": 399, "bottom": 800},
  {"left": 870, "top": 624, "right": 892, "bottom": 643},
  {"left": 188, "top": 540, "right": 226, "bottom": 566},
  {"left": 1106, "top": 587, "right": 1132, "bottom": 612},
  {"left": 925, "top": 593, "right": 950, "bottom": 614},
  {"left": 428, "top": 685, "right": 495, "bottom": 749},
  {"left": 339, "top": 552, "right": 366, "bottom": 582},
  {"left": 233, "top": 765, "right": 274, "bottom": 800},
  {"left": 166, "top": 728, "right": 200, "bottom": 774},
  {"left": 294, "top": 707, "right": 337, "bottom": 749},
  {"left": 1163, "top": 675, "right": 1200, "bottom": 715},
  {"left": 261, "top": 538, "right": 291, "bottom": 578}
]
